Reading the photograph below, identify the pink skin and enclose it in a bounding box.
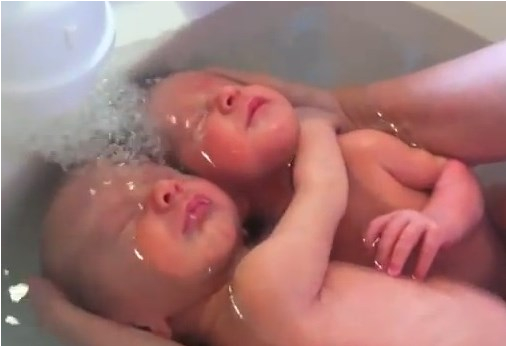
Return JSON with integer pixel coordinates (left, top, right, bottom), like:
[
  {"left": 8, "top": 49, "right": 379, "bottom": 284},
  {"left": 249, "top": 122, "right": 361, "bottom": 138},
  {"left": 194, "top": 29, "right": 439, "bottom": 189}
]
[
  {"left": 146, "top": 71, "right": 484, "bottom": 282},
  {"left": 365, "top": 209, "right": 441, "bottom": 279},
  {"left": 43, "top": 161, "right": 245, "bottom": 337},
  {"left": 148, "top": 71, "right": 454, "bottom": 279},
  {"left": 134, "top": 166, "right": 243, "bottom": 279},
  {"left": 147, "top": 70, "right": 299, "bottom": 185}
]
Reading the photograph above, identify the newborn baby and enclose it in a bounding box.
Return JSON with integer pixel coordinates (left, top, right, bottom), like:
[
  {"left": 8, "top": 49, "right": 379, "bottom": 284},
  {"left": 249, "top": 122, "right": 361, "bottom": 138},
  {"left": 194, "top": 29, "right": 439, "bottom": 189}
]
[
  {"left": 42, "top": 158, "right": 253, "bottom": 344},
  {"left": 144, "top": 69, "right": 505, "bottom": 293},
  {"left": 42, "top": 121, "right": 505, "bottom": 345}
]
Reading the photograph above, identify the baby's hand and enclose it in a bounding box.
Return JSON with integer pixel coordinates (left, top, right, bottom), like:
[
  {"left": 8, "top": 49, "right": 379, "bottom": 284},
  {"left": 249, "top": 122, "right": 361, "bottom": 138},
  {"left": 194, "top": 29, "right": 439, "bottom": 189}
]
[
  {"left": 295, "top": 107, "right": 338, "bottom": 129},
  {"left": 364, "top": 210, "right": 444, "bottom": 280},
  {"left": 293, "top": 119, "right": 344, "bottom": 193}
]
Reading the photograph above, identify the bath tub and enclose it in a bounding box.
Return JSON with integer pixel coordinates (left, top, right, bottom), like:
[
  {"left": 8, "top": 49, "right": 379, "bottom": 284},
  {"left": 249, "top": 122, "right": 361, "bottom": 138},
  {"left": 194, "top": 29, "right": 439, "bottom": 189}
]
[{"left": 2, "top": 2, "right": 504, "bottom": 344}]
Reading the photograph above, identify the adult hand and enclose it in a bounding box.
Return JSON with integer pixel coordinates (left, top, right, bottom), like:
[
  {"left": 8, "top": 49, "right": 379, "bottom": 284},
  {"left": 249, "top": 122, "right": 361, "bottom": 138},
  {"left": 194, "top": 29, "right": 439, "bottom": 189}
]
[{"left": 29, "top": 277, "right": 179, "bottom": 346}]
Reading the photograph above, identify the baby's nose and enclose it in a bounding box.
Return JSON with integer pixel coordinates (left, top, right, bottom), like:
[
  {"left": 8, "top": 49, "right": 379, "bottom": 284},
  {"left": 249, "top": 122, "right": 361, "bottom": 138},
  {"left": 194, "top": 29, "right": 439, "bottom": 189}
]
[
  {"left": 153, "top": 179, "right": 184, "bottom": 210},
  {"left": 215, "top": 85, "right": 240, "bottom": 114}
]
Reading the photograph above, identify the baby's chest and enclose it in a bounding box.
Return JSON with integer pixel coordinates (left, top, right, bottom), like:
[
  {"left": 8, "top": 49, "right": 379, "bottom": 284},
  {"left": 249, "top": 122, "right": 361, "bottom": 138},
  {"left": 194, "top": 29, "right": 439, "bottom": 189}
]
[{"left": 330, "top": 158, "right": 428, "bottom": 265}]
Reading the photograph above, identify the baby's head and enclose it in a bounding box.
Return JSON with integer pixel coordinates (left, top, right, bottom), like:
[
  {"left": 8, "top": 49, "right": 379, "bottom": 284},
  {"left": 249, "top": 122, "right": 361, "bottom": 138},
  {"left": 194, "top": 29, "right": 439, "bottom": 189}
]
[
  {"left": 146, "top": 70, "right": 299, "bottom": 183},
  {"left": 42, "top": 160, "right": 244, "bottom": 338}
]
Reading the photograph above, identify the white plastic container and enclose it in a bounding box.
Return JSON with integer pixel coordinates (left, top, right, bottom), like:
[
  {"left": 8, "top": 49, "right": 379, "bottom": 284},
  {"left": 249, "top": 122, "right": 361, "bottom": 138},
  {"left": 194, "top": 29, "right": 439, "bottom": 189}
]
[
  {"left": 2, "top": 1, "right": 115, "bottom": 121},
  {"left": 1, "top": 1, "right": 115, "bottom": 210}
]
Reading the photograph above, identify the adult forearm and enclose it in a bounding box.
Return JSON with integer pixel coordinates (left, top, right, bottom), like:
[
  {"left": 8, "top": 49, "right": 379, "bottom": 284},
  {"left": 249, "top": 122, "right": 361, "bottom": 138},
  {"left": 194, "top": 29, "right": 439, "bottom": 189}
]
[{"left": 337, "top": 41, "right": 506, "bottom": 164}]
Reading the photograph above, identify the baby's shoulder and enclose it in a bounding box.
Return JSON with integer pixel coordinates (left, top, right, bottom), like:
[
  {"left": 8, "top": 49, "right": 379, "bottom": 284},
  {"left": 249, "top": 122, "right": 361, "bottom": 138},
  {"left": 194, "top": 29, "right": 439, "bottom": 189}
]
[
  {"left": 337, "top": 129, "right": 399, "bottom": 149},
  {"left": 335, "top": 129, "right": 402, "bottom": 164}
]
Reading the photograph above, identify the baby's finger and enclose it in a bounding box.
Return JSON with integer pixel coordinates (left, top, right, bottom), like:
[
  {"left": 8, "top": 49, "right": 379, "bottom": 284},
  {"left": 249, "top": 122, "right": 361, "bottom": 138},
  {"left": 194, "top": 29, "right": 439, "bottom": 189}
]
[
  {"left": 376, "top": 216, "right": 409, "bottom": 269},
  {"left": 413, "top": 227, "right": 441, "bottom": 280},
  {"left": 364, "top": 213, "right": 394, "bottom": 247},
  {"left": 387, "top": 223, "right": 425, "bottom": 277}
]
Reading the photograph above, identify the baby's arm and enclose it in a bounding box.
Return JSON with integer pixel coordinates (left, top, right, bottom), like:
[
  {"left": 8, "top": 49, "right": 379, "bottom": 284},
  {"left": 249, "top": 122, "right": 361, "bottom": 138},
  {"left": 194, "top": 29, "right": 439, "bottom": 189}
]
[
  {"left": 362, "top": 131, "right": 484, "bottom": 279},
  {"left": 235, "top": 119, "right": 347, "bottom": 319}
]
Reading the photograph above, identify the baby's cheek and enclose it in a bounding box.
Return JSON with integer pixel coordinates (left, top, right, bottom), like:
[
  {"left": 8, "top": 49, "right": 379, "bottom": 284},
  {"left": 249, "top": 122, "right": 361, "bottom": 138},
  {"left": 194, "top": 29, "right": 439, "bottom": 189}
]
[
  {"left": 204, "top": 128, "right": 249, "bottom": 164},
  {"left": 135, "top": 219, "right": 177, "bottom": 276},
  {"left": 198, "top": 126, "right": 259, "bottom": 178},
  {"left": 254, "top": 118, "right": 298, "bottom": 168}
]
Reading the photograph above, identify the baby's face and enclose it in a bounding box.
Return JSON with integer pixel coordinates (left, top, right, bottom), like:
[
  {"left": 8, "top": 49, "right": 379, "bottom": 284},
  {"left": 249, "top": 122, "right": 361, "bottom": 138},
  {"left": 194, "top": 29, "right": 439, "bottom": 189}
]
[
  {"left": 147, "top": 70, "right": 299, "bottom": 183},
  {"left": 45, "top": 160, "right": 242, "bottom": 334}
]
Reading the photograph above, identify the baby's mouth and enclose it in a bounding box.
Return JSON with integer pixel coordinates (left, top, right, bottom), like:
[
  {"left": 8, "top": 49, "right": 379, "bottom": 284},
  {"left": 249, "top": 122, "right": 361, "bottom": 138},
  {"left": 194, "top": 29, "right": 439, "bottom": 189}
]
[
  {"left": 183, "top": 195, "right": 212, "bottom": 235},
  {"left": 246, "top": 97, "right": 268, "bottom": 127}
]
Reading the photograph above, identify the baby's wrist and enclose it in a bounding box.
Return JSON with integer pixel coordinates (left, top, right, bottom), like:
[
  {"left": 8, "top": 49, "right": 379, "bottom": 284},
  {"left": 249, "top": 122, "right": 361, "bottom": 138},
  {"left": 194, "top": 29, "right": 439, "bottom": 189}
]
[{"left": 421, "top": 210, "right": 463, "bottom": 246}]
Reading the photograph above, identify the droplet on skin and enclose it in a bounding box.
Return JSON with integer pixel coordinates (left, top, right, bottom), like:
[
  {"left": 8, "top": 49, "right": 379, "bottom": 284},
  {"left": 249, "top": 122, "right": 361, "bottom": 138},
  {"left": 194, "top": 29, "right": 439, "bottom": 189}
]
[
  {"left": 228, "top": 285, "right": 244, "bottom": 320},
  {"left": 166, "top": 114, "right": 177, "bottom": 125},
  {"left": 389, "top": 122, "right": 399, "bottom": 134},
  {"left": 185, "top": 119, "right": 191, "bottom": 129},
  {"left": 134, "top": 249, "right": 144, "bottom": 261},
  {"left": 5, "top": 315, "right": 20, "bottom": 326},
  {"left": 374, "top": 260, "right": 383, "bottom": 271},
  {"left": 126, "top": 181, "right": 135, "bottom": 191},
  {"left": 200, "top": 151, "right": 216, "bottom": 167},
  {"left": 103, "top": 180, "right": 112, "bottom": 185},
  {"left": 89, "top": 188, "right": 96, "bottom": 196},
  {"left": 372, "top": 237, "right": 380, "bottom": 248},
  {"left": 138, "top": 203, "right": 144, "bottom": 211},
  {"left": 8, "top": 283, "right": 29, "bottom": 303}
]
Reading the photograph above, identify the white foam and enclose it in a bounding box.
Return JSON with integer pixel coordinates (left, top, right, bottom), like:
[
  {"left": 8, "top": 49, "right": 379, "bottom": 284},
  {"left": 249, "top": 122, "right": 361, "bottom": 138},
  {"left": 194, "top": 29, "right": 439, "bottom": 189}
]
[
  {"left": 20, "top": 71, "right": 166, "bottom": 170},
  {"left": 8, "top": 283, "right": 29, "bottom": 303},
  {"left": 5, "top": 315, "right": 20, "bottom": 326}
]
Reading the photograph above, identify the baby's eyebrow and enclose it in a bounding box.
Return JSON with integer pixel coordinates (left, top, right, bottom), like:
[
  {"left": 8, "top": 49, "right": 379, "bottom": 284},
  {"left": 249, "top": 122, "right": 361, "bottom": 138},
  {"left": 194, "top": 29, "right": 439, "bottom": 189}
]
[{"left": 206, "top": 71, "right": 245, "bottom": 86}]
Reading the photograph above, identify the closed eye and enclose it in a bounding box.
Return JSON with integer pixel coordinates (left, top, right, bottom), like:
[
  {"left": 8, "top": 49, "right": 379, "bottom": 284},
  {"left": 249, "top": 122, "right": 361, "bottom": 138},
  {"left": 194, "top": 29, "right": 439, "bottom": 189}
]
[{"left": 133, "top": 324, "right": 151, "bottom": 332}]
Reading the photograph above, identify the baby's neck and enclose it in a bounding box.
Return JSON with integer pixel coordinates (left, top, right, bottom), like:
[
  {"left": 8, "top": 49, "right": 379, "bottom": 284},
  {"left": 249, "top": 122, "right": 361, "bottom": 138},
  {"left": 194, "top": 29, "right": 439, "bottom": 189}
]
[
  {"left": 246, "top": 165, "right": 294, "bottom": 224},
  {"left": 199, "top": 285, "right": 264, "bottom": 345},
  {"left": 171, "top": 248, "right": 263, "bottom": 345}
]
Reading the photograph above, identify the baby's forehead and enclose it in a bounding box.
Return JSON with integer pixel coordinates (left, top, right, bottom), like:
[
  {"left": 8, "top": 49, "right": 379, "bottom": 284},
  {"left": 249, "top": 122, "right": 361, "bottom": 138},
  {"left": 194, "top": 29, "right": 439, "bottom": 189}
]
[
  {"left": 148, "top": 71, "right": 237, "bottom": 106},
  {"left": 166, "top": 70, "right": 238, "bottom": 90},
  {"left": 65, "top": 161, "right": 182, "bottom": 200}
]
